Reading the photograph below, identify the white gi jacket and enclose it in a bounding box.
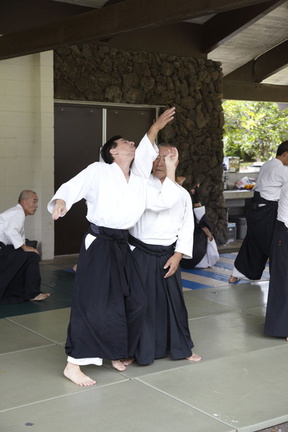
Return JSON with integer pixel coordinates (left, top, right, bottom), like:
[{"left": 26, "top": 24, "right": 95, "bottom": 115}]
[
  {"left": 47, "top": 134, "right": 182, "bottom": 227},
  {"left": 254, "top": 158, "right": 288, "bottom": 201},
  {"left": 130, "top": 175, "right": 194, "bottom": 258},
  {"left": 0, "top": 204, "right": 25, "bottom": 248}
]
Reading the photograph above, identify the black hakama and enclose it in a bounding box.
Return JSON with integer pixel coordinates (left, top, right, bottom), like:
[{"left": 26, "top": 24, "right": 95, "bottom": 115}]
[
  {"left": 180, "top": 213, "right": 211, "bottom": 269},
  {"left": 264, "top": 220, "right": 288, "bottom": 338},
  {"left": 65, "top": 225, "right": 147, "bottom": 361},
  {"left": 129, "top": 235, "right": 194, "bottom": 365},
  {"left": 234, "top": 192, "right": 278, "bottom": 280},
  {"left": 0, "top": 242, "right": 41, "bottom": 304}
]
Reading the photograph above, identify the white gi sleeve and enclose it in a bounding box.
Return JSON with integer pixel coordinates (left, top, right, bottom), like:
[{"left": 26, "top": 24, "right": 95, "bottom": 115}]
[
  {"left": 4, "top": 208, "right": 25, "bottom": 249},
  {"left": 145, "top": 177, "right": 182, "bottom": 211},
  {"left": 47, "top": 163, "right": 97, "bottom": 214},
  {"left": 175, "top": 192, "right": 194, "bottom": 259},
  {"left": 132, "top": 133, "right": 158, "bottom": 179}
]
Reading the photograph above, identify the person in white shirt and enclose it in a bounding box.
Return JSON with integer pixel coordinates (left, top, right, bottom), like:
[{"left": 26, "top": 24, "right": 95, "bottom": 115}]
[
  {"left": 0, "top": 190, "right": 50, "bottom": 304},
  {"left": 129, "top": 143, "right": 201, "bottom": 365},
  {"left": 265, "top": 180, "right": 288, "bottom": 340},
  {"left": 48, "top": 108, "right": 182, "bottom": 386},
  {"left": 229, "top": 141, "right": 288, "bottom": 283}
]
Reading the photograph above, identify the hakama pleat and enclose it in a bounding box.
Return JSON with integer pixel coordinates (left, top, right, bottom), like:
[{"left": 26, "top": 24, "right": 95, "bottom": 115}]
[
  {"left": 0, "top": 243, "right": 41, "bottom": 304},
  {"left": 264, "top": 220, "right": 288, "bottom": 338},
  {"left": 65, "top": 226, "right": 147, "bottom": 361},
  {"left": 129, "top": 236, "right": 194, "bottom": 365},
  {"left": 234, "top": 192, "right": 278, "bottom": 280}
]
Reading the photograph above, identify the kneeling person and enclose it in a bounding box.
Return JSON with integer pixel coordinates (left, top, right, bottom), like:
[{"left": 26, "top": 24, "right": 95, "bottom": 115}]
[{"left": 0, "top": 190, "right": 50, "bottom": 304}]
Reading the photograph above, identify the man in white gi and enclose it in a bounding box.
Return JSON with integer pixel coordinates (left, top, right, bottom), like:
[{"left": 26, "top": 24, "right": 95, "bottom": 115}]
[
  {"left": 229, "top": 141, "right": 288, "bottom": 283},
  {"left": 0, "top": 190, "right": 50, "bottom": 304},
  {"left": 129, "top": 143, "right": 201, "bottom": 365},
  {"left": 264, "top": 179, "right": 288, "bottom": 340},
  {"left": 48, "top": 108, "right": 182, "bottom": 386}
]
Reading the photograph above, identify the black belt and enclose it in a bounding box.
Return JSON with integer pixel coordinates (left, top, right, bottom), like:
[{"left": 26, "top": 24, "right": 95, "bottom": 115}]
[
  {"left": 129, "top": 234, "right": 175, "bottom": 257},
  {"left": 90, "top": 224, "right": 130, "bottom": 296}
]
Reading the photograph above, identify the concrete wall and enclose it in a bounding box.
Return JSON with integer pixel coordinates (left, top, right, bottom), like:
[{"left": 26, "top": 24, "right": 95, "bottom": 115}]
[{"left": 0, "top": 52, "right": 54, "bottom": 259}]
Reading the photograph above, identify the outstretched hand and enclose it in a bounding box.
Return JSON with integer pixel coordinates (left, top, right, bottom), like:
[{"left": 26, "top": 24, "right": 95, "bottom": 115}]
[
  {"left": 155, "top": 107, "right": 175, "bottom": 131},
  {"left": 147, "top": 107, "right": 175, "bottom": 144},
  {"left": 52, "top": 199, "right": 67, "bottom": 220}
]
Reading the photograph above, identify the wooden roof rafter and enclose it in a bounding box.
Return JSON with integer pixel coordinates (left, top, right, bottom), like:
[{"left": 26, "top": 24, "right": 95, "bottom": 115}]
[
  {"left": 0, "top": 0, "right": 280, "bottom": 60},
  {"left": 203, "top": 0, "right": 287, "bottom": 52},
  {"left": 224, "top": 38, "right": 288, "bottom": 82}
]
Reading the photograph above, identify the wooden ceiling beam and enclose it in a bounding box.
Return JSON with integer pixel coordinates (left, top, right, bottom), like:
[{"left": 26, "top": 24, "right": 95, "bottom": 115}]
[
  {"left": 253, "top": 39, "right": 288, "bottom": 82},
  {"left": 0, "top": 0, "right": 277, "bottom": 60},
  {"left": 203, "top": 0, "right": 286, "bottom": 53},
  {"left": 223, "top": 80, "right": 288, "bottom": 102},
  {"left": 224, "top": 38, "right": 288, "bottom": 82}
]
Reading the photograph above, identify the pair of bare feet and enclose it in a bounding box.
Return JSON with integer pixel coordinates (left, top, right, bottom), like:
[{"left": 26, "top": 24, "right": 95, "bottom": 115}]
[
  {"left": 64, "top": 354, "right": 201, "bottom": 387},
  {"left": 30, "top": 293, "right": 50, "bottom": 301},
  {"left": 63, "top": 358, "right": 135, "bottom": 387},
  {"left": 111, "top": 358, "right": 134, "bottom": 371}
]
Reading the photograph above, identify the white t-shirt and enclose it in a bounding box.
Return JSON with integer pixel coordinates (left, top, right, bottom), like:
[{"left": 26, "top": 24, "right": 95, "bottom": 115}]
[{"left": 254, "top": 158, "right": 288, "bottom": 201}]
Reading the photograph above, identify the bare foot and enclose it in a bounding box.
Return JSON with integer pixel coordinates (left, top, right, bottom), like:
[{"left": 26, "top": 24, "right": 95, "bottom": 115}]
[
  {"left": 286, "top": 337, "right": 288, "bottom": 342},
  {"left": 111, "top": 360, "right": 126, "bottom": 371},
  {"left": 30, "top": 293, "right": 51, "bottom": 301},
  {"left": 228, "top": 276, "right": 240, "bottom": 284},
  {"left": 186, "top": 353, "right": 201, "bottom": 362},
  {"left": 63, "top": 363, "right": 96, "bottom": 386},
  {"left": 122, "top": 358, "right": 134, "bottom": 366}
]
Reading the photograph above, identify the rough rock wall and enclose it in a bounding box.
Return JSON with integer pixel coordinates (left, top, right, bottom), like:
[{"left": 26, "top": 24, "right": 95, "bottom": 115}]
[{"left": 54, "top": 45, "right": 228, "bottom": 244}]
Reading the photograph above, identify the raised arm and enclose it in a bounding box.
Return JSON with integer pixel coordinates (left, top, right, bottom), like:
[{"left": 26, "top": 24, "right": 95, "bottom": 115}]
[
  {"left": 164, "top": 147, "right": 179, "bottom": 183},
  {"left": 147, "top": 107, "right": 175, "bottom": 144},
  {"left": 132, "top": 107, "right": 176, "bottom": 179}
]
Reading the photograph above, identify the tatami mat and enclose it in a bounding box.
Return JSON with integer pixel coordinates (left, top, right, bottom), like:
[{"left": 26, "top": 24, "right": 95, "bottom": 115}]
[{"left": 0, "top": 253, "right": 287, "bottom": 432}]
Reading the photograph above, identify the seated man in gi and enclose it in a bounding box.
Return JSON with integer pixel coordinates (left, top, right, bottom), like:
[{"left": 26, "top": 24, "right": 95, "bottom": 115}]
[
  {"left": 0, "top": 190, "right": 50, "bottom": 304},
  {"left": 48, "top": 108, "right": 182, "bottom": 386},
  {"left": 129, "top": 143, "right": 201, "bottom": 365},
  {"left": 180, "top": 183, "right": 219, "bottom": 269}
]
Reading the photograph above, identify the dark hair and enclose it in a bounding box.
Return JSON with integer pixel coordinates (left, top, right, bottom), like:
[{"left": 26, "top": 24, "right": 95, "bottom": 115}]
[
  {"left": 276, "top": 140, "right": 288, "bottom": 156},
  {"left": 101, "top": 135, "right": 122, "bottom": 164}
]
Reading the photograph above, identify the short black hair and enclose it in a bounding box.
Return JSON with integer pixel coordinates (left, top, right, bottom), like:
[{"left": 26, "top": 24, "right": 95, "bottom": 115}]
[
  {"left": 276, "top": 140, "right": 288, "bottom": 156},
  {"left": 101, "top": 135, "right": 122, "bottom": 164}
]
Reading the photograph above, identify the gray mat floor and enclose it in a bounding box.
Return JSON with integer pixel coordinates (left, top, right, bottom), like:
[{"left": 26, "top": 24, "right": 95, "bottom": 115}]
[{"left": 0, "top": 254, "right": 287, "bottom": 432}]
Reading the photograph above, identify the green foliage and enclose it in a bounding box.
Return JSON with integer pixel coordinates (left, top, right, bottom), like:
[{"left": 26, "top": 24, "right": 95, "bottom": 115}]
[{"left": 223, "top": 100, "right": 288, "bottom": 162}]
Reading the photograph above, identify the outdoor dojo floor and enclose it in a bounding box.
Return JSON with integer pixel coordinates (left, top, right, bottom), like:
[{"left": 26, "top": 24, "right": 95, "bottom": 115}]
[{"left": 1, "top": 253, "right": 287, "bottom": 432}]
